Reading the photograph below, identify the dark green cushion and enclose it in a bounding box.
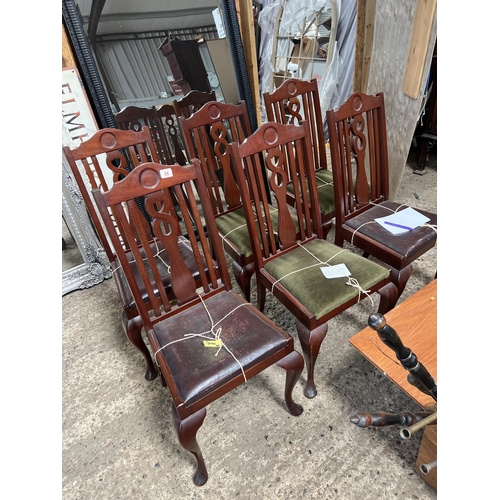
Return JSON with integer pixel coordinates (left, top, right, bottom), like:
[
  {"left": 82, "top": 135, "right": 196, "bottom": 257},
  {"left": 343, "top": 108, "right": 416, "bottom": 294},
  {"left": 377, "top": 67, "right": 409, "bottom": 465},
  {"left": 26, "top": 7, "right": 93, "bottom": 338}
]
[
  {"left": 286, "top": 170, "right": 335, "bottom": 218},
  {"left": 215, "top": 207, "right": 253, "bottom": 257},
  {"left": 215, "top": 205, "right": 300, "bottom": 259},
  {"left": 263, "top": 239, "right": 390, "bottom": 319}
]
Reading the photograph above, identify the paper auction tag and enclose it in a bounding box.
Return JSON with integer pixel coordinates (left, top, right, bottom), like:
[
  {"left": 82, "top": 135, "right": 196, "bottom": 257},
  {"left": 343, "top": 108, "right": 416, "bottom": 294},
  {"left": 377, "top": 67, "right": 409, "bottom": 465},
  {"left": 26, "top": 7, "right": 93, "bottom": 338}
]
[
  {"left": 321, "top": 264, "right": 351, "bottom": 279},
  {"left": 203, "top": 339, "right": 222, "bottom": 348}
]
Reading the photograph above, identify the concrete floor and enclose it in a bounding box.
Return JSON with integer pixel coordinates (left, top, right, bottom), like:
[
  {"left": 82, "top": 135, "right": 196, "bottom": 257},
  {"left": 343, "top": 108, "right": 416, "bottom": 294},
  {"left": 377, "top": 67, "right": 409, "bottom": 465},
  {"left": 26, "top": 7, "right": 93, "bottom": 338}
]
[{"left": 62, "top": 149, "right": 438, "bottom": 499}]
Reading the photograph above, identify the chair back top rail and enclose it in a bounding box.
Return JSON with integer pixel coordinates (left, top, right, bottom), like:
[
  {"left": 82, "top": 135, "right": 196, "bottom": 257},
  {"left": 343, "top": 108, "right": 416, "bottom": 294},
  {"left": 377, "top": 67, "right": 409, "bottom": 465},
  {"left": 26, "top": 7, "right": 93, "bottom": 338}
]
[{"left": 173, "top": 90, "right": 217, "bottom": 119}]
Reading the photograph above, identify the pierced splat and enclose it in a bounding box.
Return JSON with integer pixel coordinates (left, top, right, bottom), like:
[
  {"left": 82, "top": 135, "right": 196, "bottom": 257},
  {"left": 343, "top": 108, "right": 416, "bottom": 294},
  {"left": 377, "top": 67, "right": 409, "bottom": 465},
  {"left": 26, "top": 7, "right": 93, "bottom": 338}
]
[
  {"left": 178, "top": 100, "right": 256, "bottom": 301},
  {"left": 210, "top": 121, "right": 241, "bottom": 209},
  {"left": 156, "top": 103, "right": 187, "bottom": 165}
]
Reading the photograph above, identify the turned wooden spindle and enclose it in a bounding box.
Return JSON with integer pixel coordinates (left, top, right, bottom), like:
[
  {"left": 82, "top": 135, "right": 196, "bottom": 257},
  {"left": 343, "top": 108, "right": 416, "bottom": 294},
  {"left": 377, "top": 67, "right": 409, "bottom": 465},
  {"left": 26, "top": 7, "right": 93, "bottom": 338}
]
[
  {"left": 368, "top": 313, "right": 437, "bottom": 401},
  {"left": 350, "top": 410, "right": 435, "bottom": 428}
]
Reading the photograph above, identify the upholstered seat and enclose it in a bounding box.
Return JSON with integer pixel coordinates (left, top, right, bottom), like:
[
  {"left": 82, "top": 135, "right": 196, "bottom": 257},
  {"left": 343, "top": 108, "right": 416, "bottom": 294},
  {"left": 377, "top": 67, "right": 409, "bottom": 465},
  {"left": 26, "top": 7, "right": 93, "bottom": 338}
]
[
  {"left": 342, "top": 201, "right": 437, "bottom": 269},
  {"left": 263, "top": 240, "right": 391, "bottom": 321},
  {"left": 154, "top": 291, "right": 291, "bottom": 406}
]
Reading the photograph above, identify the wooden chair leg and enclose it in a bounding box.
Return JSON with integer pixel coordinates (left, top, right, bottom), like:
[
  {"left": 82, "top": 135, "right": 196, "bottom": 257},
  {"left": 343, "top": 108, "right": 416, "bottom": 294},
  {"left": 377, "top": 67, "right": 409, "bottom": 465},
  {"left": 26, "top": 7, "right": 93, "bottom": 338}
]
[
  {"left": 122, "top": 311, "right": 157, "bottom": 381},
  {"left": 172, "top": 405, "right": 208, "bottom": 486},
  {"left": 321, "top": 219, "right": 333, "bottom": 240},
  {"left": 256, "top": 280, "right": 267, "bottom": 312},
  {"left": 391, "top": 265, "right": 412, "bottom": 299},
  {"left": 295, "top": 320, "right": 328, "bottom": 399},
  {"left": 376, "top": 282, "right": 399, "bottom": 315},
  {"left": 276, "top": 350, "right": 304, "bottom": 416},
  {"left": 231, "top": 261, "right": 255, "bottom": 302}
]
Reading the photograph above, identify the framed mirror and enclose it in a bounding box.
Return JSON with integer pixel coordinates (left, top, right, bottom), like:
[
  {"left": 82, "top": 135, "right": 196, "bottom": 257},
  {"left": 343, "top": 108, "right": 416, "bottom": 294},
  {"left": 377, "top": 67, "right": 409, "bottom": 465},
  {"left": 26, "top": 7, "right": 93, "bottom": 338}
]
[
  {"left": 62, "top": 154, "right": 111, "bottom": 295},
  {"left": 65, "top": 0, "right": 258, "bottom": 130},
  {"left": 61, "top": 0, "right": 258, "bottom": 297},
  {"left": 61, "top": 63, "right": 112, "bottom": 295}
]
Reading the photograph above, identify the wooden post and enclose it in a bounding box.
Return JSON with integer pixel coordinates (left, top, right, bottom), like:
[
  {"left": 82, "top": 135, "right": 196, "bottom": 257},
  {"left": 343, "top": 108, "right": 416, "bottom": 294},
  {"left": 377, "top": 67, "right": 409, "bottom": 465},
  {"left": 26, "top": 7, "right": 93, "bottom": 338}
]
[
  {"left": 402, "top": 0, "right": 437, "bottom": 99},
  {"left": 62, "top": 22, "right": 77, "bottom": 69},
  {"left": 235, "top": 0, "right": 262, "bottom": 126}
]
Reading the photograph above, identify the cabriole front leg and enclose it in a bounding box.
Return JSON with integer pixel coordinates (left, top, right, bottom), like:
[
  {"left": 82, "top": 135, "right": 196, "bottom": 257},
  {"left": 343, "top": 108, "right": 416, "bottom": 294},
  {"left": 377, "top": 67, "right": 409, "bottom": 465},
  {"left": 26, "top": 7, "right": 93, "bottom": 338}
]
[
  {"left": 276, "top": 350, "right": 304, "bottom": 416},
  {"left": 172, "top": 405, "right": 208, "bottom": 486},
  {"left": 296, "top": 320, "right": 328, "bottom": 399},
  {"left": 122, "top": 312, "right": 157, "bottom": 381},
  {"left": 376, "top": 282, "right": 399, "bottom": 315}
]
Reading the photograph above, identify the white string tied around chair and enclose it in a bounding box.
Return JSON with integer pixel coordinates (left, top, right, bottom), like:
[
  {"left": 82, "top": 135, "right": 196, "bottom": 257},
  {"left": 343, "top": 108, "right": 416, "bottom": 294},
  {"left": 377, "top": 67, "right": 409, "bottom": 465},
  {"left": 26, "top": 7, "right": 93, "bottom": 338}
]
[
  {"left": 153, "top": 294, "right": 251, "bottom": 382},
  {"left": 270, "top": 242, "right": 374, "bottom": 307}
]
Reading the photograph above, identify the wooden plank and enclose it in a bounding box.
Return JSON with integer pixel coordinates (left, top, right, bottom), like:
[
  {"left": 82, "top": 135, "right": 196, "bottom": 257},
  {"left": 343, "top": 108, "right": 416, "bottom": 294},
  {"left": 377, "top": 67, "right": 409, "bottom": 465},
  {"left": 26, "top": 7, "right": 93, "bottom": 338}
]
[
  {"left": 415, "top": 423, "right": 437, "bottom": 491},
  {"left": 353, "top": 0, "right": 366, "bottom": 92},
  {"left": 361, "top": 0, "right": 376, "bottom": 94},
  {"left": 349, "top": 280, "right": 437, "bottom": 409},
  {"left": 62, "top": 22, "right": 77, "bottom": 69},
  {"left": 402, "top": 0, "right": 437, "bottom": 99},
  {"left": 235, "top": 0, "right": 262, "bottom": 126}
]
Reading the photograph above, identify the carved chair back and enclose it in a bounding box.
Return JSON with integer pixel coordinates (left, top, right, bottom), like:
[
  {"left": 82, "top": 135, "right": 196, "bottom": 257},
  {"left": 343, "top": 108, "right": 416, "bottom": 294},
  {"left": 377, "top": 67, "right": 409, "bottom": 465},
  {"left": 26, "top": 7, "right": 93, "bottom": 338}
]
[
  {"left": 178, "top": 100, "right": 256, "bottom": 301},
  {"left": 173, "top": 90, "right": 216, "bottom": 119},
  {"left": 263, "top": 78, "right": 327, "bottom": 175},
  {"left": 115, "top": 105, "right": 174, "bottom": 165},
  {"left": 326, "top": 91, "right": 390, "bottom": 236},
  {"left": 93, "top": 160, "right": 228, "bottom": 328},
  {"left": 231, "top": 120, "right": 322, "bottom": 270},
  {"left": 179, "top": 100, "right": 252, "bottom": 217},
  {"left": 263, "top": 78, "right": 334, "bottom": 236},
  {"left": 63, "top": 127, "right": 158, "bottom": 262}
]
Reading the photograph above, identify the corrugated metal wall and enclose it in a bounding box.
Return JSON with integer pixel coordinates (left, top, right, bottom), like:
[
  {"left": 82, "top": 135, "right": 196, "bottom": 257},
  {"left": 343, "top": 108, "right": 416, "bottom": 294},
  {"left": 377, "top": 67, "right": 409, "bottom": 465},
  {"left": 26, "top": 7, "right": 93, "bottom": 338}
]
[{"left": 95, "top": 27, "right": 218, "bottom": 110}]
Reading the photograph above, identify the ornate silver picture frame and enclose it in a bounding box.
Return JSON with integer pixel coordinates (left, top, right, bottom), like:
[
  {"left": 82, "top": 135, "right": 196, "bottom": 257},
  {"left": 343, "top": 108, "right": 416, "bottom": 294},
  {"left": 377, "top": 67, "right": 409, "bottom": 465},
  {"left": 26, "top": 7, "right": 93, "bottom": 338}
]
[
  {"left": 62, "top": 67, "right": 111, "bottom": 295},
  {"left": 62, "top": 155, "right": 111, "bottom": 295}
]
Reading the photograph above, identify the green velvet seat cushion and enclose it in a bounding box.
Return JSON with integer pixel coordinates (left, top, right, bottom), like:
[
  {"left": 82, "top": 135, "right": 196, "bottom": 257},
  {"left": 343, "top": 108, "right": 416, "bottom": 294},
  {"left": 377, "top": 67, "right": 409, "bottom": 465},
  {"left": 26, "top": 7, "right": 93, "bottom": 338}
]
[
  {"left": 263, "top": 239, "right": 390, "bottom": 320},
  {"left": 215, "top": 207, "right": 253, "bottom": 257},
  {"left": 215, "top": 205, "right": 300, "bottom": 259},
  {"left": 286, "top": 169, "right": 335, "bottom": 218}
]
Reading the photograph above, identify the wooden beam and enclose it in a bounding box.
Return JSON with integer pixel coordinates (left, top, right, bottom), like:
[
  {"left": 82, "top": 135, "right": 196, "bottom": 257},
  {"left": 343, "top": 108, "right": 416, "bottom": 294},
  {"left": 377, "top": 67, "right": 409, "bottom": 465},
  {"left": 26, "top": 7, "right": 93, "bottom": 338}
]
[
  {"left": 235, "top": 0, "right": 262, "bottom": 126},
  {"left": 62, "top": 22, "right": 77, "bottom": 69},
  {"left": 402, "top": 0, "right": 437, "bottom": 99},
  {"left": 354, "top": 0, "right": 376, "bottom": 94},
  {"left": 362, "top": 0, "right": 376, "bottom": 93},
  {"left": 353, "top": 0, "right": 366, "bottom": 92}
]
